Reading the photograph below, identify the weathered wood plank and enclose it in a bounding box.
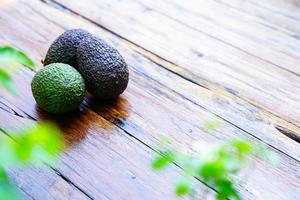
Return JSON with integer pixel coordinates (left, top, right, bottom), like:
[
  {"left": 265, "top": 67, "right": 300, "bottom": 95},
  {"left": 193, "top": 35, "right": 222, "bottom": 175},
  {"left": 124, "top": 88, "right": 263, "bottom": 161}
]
[
  {"left": 2, "top": 0, "right": 300, "bottom": 159},
  {"left": 0, "top": 1, "right": 299, "bottom": 199},
  {"left": 3, "top": 52, "right": 300, "bottom": 200},
  {"left": 1, "top": 107, "right": 200, "bottom": 200},
  {"left": 216, "top": 0, "right": 300, "bottom": 33},
  {"left": 29, "top": 0, "right": 300, "bottom": 160},
  {"left": 136, "top": 0, "right": 300, "bottom": 63},
  {"left": 49, "top": 0, "right": 300, "bottom": 128},
  {"left": 8, "top": 166, "right": 90, "bottom": 200},
  {"left": 0, "top": 2, "right": 215, "bottom": 200},
  {"left": 55, "top": 0, "right": 300, "bottom": 71}
]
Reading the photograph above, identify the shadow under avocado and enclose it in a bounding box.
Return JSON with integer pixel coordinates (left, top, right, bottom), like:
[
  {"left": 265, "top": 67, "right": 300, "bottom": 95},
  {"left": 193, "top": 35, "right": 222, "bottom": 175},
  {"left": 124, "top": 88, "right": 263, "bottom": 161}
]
[
  {"left": 35, "top": 94, "right": 130, "bottom": 147},
  {"left": 84, "top": 94, "right": 129, "bottom": 128},
  {"left": 35, "top": 103, "right": 91, "bottom": 147}
]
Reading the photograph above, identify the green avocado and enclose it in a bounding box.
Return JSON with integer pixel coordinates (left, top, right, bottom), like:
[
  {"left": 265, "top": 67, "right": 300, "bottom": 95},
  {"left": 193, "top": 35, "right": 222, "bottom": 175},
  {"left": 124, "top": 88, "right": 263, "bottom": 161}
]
[
  {"left": 31, "top": 63, "right": 86, "bottom": 114},
  {"left": 77, "top": 36, "right": 129, "bottom": 99},
  {"left": 43, "top": 29, "right": 91, "bottom": 68}
]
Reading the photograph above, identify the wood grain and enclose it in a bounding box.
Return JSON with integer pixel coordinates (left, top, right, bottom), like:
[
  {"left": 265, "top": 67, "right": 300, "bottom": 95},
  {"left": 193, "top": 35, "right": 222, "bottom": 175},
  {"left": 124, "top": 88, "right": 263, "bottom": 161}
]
[
  {"left": 8, "top": 166, "right": 90, "bottom": 200},
  {"left": 138, "top": 0, "right": 300, "bottom": 64},
  {"left": 0, "top": 0, "right": 299, "bottom": 199},
  {"left": 216, "top": 0, "right": 300, "bottom": 33},
  {"left": 49, "top": 0, "right": 300, "bottom": 129},
  {"left": 1, "top": 104, "right": 202, "bottom": 200},
  {"left": 0, "top": 5, "right": 208, "bottom": 198},
  {"left": 31, "top": 0, "right": 300, "bottom": 160}
]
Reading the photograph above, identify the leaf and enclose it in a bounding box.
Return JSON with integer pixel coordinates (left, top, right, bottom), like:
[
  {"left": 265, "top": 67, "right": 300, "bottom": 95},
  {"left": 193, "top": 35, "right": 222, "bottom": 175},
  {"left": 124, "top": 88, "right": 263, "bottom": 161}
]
[
  {"left": 13, "top": 122, "right": 64, "bottom": 165},
  {"left": 0, "top": 68, "right": 17, "bottom": 95},
  {"left": 216, "top": 179, "right": 241, "bottom": 200},
  {"left": 152, "top": 152, "right": 174, "bottom": 170},
  {"left": 0, "top": 45, "right": 35, "bottom": 95},
  {"left": 0, "top": 183, "right": 20, "bottom": 200},
  {"left": 0, "top": 167, "right": 9, "bottom": 184},
  {"left": 0, "top": 46, "right": 35, "bottom": 68},
  {"left": 28, "top": 122, "right": 63, "bottom": 154},
  {"left": 199, "top": 161, "right": 226, "bottom": 181},
  {"left": 175, "top": 179, "right": 191, "bottom": 196},
  {"left": 14, "top": 136, "right": 33, "bottom": 162},
  {"left": 0, "top": 168, "right": 20, "bottom": 200},
  {"left": 151, "top": 138, "right": 275, "bottom": 199},
  {"left": 231, "top": 140, "right": 252, "bottom": 159}
]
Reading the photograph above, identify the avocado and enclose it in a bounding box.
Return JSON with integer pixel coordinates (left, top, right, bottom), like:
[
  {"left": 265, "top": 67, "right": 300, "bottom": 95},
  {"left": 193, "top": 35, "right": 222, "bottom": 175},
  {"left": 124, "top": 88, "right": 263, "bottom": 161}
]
[
  {"left": 31, "top": 63, "right": 86, "bottom": 114},
  {"left": 77, "top": 36, "right": 129, "bottom": 99},
  {"left": 43, "top": 29, "right": 91, "bottom": 68}
]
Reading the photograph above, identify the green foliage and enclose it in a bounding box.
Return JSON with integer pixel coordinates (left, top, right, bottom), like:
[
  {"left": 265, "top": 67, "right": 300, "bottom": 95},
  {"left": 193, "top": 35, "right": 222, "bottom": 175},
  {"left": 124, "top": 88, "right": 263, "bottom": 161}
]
[
  {"left": 0, "top": 46, "right": 34, "bottom": 68},
  {"left": 0, "top": 122, "right": 64, "bottom": 167},
  {"left": 0, "top": 45, "right": 63, "bottom": 199},
  {"left": 0, "top": 167, "right": 20, "bottom": 200},
  {"left": 0, "top": 122, "right": 64, "bottom": 200},
  {"left": 0, "top": 46, "right": 35, "bottom": 95},
  {"left": 0, "top": 69, "right": 17, "bottom": 95},
  {"left": 152, "top": 139, "right": 276, "bottom": 200},
  {"left": 152, "top": 151, "right": 174, "bottom": 170},
  {"left": 175, "top": 178, "right": 191, "bottom": 196}
]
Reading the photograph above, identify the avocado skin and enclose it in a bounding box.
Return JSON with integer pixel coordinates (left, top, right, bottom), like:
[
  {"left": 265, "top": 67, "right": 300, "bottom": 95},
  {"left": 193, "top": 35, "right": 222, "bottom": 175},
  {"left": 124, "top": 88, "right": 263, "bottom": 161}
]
[
  {"left": 44, "top": 29, "right": 91, "bottom": 68},
  {"left": 77, "top": 36, "right": 129, "bottom": 99},
  {"left": 31, "top": 63, "right": 86, "bottom": 114}
]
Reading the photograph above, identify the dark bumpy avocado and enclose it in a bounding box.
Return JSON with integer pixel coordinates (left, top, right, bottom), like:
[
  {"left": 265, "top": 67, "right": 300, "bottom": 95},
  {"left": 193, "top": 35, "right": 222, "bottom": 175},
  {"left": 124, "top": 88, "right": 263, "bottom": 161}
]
[
  {"left": 31, "top": 63, "right": 86, "bottom": 114},
  {"left": 43, "top": 29, "right": 91, "bottom": 68},
  {"left": 77, "top": 36, "right": 129, "bottom": 99}
]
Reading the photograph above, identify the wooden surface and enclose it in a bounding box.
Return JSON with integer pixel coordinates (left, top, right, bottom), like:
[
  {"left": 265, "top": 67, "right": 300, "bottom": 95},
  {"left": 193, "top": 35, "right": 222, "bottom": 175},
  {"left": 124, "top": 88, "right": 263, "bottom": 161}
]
[{"left": 0, "top": 0, "right": 300, "bottom": 199}]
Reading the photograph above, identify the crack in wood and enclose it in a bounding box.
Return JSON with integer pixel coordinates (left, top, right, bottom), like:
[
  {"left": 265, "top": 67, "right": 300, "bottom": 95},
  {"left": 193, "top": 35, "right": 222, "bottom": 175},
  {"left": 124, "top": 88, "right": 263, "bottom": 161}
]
[
  {"left": 276, "top": 126, "right": 300, "bottom": 144},
  {"left": 50, "top": 167, "right": 94, "bottom": 200},
  {"left": 0, "top": 98, "right": 33, "bottom": 120}
]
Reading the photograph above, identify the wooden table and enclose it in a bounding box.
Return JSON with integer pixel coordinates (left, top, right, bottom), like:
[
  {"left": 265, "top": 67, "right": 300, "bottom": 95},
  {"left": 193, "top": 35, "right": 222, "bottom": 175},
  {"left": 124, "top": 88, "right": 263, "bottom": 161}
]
[{"left": 1, "top": 0, "right": 300, "bottom": 199}]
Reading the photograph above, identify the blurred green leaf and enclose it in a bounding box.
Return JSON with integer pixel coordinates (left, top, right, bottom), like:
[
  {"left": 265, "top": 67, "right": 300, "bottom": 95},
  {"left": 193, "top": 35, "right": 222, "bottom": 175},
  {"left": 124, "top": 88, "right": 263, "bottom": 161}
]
[
  {"left": 0, "top": 122, "right": 64, "bottom": 167},
  {"left": 200, "top": 161, "right": 225, "bottom": 181},
  {"left": 0, "top": 45, "right": 35, "bottom": 96},
  {"left": 0, "top": 182, "right": 20, "bottom": 200},
  {"left": 0, "top": 68, "right": 17, "bottom": 95},
  {"left": 0, "top": 167, "right": 10, "bottom": 184},
  {"left": 0, "top": 45, "right": 62, "bottom": 200},
  {"left": 152, "top": 152, "right": 174, "bottom": 170},
  {"left": 0, "top": 46, "right": 35, "bottom": 68},
  {"left": 176, "top": 179, "right": 191, "bottom": 196},
  {"left": 151, "top": 137, "right": 275, "bottom": 200},
  {"left": 216, "top": 179, "right": 240, "bottom": 200},
  {"left": 231, "top": 140, "right": 252, "bottom": 159},
  {"left": 0, "top": 122, "right": 64, "bottom": 199},
  {"left": 13, "top": 122, "right": 64, "bottom": 165},
  {"left": 0, "top": 167, "right": 20, "bottom": 200}
]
